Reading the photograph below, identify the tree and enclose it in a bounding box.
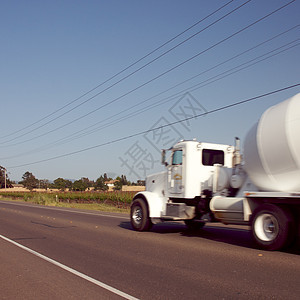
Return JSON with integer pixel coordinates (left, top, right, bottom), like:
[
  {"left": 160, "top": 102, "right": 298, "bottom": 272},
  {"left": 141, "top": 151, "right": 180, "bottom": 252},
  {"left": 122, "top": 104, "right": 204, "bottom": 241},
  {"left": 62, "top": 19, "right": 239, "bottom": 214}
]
[
  {"left": 81, "top": 177, "right": 94, "bottom": 189},
  {"left": 0, "top": 166, "right": 12, "bottom": 189},
  {"left": 114, "top": 174, "right": 130, "bottom": 190},
  {"left": 53, "top": 178, "right": 72, "bottom": 191},
  {"left": 72, "top": 180, "right": 85, "bottom": 191},
  {"left": 114, "top": 176, "right": 122, "bottom": 190},
  {"left": 120, "top": 175, "right": 130, "bottom": 185},
  {"left": 94, "top": 175, "right": 108, "bottom": 191},
  {"left": 20, "top": 171, "right": 38, "bottom": 190},
  {"left": 39, "top": 179, "right": 50, "bottom": 190},
  {"left": 103, "top": 173, "right": 113, "bottom": 181},
  {"left": 72, "top": 177, "right": 92, "bottom": 191},
  {"left": 137, "top": 180, "right": 145, "bottom": 186}
]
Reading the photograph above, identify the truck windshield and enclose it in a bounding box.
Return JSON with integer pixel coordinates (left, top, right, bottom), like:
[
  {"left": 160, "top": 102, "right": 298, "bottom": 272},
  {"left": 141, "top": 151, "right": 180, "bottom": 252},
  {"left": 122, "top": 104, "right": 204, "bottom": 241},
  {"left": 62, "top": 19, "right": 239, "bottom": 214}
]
[
  {"left": 172, "top": 150, "right": 182, "bottom": 165},
  {"left": 202, "top": 149, "right": 224, "bottom": 166}
]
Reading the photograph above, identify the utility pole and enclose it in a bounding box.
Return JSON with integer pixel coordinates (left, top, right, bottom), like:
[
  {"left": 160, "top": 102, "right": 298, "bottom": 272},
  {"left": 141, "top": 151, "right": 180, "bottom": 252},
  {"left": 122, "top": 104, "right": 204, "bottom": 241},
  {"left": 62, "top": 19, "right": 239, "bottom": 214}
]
[{"left": 4, "top": 168, "right": 7, "bottom": 190}]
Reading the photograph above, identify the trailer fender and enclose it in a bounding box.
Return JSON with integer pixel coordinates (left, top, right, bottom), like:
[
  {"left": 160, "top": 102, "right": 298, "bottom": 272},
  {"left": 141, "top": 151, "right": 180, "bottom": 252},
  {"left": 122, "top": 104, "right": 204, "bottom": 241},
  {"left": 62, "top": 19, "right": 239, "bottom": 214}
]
[{"left": 133, "top": 191, "right": 166, "bottom": 218}]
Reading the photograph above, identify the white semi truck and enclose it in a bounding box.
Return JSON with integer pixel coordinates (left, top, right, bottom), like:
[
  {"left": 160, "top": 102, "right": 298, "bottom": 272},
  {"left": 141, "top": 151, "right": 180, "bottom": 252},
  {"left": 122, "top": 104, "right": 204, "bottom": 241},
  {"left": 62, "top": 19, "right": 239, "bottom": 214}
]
[{"left": 130, "top": 93, "right": 300, "bottom": 250}]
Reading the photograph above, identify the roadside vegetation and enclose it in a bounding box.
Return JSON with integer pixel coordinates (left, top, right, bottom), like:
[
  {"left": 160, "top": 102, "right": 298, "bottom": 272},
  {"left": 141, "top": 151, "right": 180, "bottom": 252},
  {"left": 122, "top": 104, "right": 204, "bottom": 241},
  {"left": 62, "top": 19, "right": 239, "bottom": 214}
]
[
  {"left": 0, "top": 167, "right": 144, "bottom": 192},
  {"left": 0, "top": 191, "right": 134, "bottom": 213},
  {"left": 0, "top": 167, "right": 144, "bottom": 213}
]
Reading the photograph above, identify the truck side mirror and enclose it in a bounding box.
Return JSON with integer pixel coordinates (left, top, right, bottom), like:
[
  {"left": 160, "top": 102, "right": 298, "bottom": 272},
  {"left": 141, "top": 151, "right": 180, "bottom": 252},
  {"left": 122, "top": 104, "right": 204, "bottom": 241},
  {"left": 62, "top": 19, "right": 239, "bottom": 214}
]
[{"left": 161, "top": 150, "right": 168, "bottom": 166}]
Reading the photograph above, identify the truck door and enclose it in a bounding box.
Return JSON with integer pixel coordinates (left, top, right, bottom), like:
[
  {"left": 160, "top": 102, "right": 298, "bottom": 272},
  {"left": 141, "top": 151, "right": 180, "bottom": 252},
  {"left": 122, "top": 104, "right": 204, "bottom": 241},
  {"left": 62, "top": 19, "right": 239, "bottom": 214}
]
[
  {"left": 168, "top": 149, "right": 183, "bottom": 194},
  {"left": 201, "top": 149, "right": 225, "bottom": 190}
]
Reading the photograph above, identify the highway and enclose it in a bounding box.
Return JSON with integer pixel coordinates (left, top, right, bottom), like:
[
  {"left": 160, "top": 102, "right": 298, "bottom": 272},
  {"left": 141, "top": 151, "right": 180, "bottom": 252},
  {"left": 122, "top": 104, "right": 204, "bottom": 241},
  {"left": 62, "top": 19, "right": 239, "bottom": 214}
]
[{"left": 0, "top": 200, "right": 299, "bottom": 299}]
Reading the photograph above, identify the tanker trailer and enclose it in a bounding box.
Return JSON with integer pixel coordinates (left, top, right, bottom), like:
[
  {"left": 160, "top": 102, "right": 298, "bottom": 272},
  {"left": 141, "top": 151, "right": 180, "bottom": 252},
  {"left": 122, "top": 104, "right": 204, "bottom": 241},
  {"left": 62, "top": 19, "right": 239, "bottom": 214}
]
[
  {"left": 243, "top": 93, "right": 300, "bottom": 192},
  {"left": 210, "top": 93, "right": 300, "bottom": 250},
  {"left": 131, "top": 93, "right": 300, "bottom": 251}
]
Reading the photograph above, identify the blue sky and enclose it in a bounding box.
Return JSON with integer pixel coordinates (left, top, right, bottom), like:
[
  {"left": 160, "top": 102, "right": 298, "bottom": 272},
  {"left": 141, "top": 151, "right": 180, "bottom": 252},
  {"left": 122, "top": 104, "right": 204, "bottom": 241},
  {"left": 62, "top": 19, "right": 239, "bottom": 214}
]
[{"left": 0, "top": 0, "right": 299, "bottom": 182}]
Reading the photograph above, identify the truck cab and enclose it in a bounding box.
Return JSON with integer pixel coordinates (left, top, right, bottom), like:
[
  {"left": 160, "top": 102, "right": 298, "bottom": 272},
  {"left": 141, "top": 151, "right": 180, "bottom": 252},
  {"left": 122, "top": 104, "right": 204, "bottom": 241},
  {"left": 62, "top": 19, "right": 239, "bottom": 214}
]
[
  {"left": 162, "top": 140, "right": 234, "bottom": 199},
  {"left": 131, "top": 140, "right": 236, "bottom": 231}
]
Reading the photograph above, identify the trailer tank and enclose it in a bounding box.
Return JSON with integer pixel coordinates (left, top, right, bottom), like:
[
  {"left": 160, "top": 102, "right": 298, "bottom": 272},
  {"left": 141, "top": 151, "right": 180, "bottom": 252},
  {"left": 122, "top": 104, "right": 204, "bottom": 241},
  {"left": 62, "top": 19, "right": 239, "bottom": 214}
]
[{"left": 243, "top": 93, "right": 300, "bottom": 192}]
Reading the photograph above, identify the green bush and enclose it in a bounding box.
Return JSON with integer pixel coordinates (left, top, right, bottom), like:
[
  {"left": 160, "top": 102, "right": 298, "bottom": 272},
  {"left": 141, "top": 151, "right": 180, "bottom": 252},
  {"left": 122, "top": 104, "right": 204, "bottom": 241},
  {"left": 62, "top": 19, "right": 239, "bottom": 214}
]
[{"left": 0, "top": 191, "right": 134, "bottom": 206}]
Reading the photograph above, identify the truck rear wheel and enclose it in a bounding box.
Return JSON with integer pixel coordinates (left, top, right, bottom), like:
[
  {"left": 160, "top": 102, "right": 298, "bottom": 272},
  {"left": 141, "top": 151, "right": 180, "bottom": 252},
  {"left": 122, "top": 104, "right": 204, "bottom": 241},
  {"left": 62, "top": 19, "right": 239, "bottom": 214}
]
[
  {"left": 130, "top": 198, "right": 152, "bottom": 231},
  {"left": 251, "top": 204, "right": 295, "bottom": 251}
]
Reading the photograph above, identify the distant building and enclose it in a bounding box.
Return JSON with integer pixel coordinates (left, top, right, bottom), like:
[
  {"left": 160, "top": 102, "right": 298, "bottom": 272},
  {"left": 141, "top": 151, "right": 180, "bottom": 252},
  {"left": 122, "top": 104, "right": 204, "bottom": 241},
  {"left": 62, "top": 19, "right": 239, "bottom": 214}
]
[
  {"left": 0, "top": 183, "right": 26, "bottom": 191},
  {"left": 121, "top": 185, "right": 145, "bottom": 192},
  {"left": 105, "top": 180, "right": 118, "bottom": 191}
]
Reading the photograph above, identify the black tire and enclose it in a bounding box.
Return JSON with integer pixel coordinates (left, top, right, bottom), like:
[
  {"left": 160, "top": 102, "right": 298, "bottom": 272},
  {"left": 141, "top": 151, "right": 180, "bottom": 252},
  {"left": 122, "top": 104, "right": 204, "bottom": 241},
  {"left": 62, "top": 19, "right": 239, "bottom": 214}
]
[
  {"left": 251, "top": 204, "right": 295, "bottom": 251},
  {"left": 130, "top": 198, "right": 152, "bottom": 231},
  {"left": 184, "top": 219, "right": 205, "bottom": 230}
]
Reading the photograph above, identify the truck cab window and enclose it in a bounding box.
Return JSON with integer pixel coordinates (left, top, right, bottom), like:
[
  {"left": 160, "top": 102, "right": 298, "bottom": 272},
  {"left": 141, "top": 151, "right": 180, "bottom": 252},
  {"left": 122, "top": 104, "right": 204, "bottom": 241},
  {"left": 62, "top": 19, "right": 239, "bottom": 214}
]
[
  {"left": 202, "top": 149, "right": 224, "bottom": 166},
  {"left": 172, "top": 150, "right": 182, "bottom": 165}
]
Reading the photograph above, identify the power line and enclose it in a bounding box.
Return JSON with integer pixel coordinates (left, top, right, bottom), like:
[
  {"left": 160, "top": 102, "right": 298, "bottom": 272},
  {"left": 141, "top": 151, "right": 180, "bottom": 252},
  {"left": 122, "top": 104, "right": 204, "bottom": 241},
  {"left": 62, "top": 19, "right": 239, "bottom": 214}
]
[
  {"left": 36, "top": 38, "right": 300, "bottom": 151},
  {"left": 143, "top": 24, "right": 299, "bottom": 103},
  {"left": 68, "top": 40, "right": 300, "bottom": 137},
  {"left": 2, "top": 0, "right": 293, "bottom": 148},
  {"left": 7, "top": 83, "right": 300, "bottom": 169},
  {"left": 168, "top": 40, "right": 300, "bottom": 98},
  {"left": 0, "top": 0, "right": 237, "bottom": 142},
  {"left": 2, "top": 23, "right": 298, "bottom": 156},
  {"left": 2, "top": 23, "right": 299, "bottom": 159}
]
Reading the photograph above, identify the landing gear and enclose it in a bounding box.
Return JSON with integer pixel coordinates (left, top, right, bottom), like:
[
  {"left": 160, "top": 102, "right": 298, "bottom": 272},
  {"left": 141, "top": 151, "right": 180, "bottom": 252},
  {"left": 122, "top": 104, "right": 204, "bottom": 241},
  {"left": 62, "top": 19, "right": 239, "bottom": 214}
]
[{"left": 184, "top": 219, "right": 205, "bottom": 230}]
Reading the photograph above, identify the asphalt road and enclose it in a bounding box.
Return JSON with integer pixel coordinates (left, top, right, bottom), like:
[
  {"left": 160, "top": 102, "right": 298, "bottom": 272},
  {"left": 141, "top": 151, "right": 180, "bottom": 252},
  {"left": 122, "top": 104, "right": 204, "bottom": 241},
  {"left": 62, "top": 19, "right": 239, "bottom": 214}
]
[{"left": 0, "top": 200, "right": 299, "bottom": 300}]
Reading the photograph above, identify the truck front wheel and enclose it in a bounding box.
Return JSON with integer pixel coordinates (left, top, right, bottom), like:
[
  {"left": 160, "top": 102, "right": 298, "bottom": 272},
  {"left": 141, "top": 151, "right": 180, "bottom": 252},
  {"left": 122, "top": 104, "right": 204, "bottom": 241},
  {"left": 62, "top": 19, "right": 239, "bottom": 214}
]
[
  {"left": 130, "top": 198, "right": 152, "bottom": 231},
  {"left": 251, "top": 204, "right": 295, "bottom": 251}
]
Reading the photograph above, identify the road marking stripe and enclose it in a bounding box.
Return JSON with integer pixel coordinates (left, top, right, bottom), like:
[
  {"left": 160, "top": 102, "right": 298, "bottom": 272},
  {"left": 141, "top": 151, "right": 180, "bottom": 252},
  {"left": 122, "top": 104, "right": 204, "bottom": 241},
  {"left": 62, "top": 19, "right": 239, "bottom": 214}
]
[
  {"left": 0, "top": 234, "right": 139, "bottom": 300},
  {"left": 0, "top": 200, "right": 129, "bottom": 219}
]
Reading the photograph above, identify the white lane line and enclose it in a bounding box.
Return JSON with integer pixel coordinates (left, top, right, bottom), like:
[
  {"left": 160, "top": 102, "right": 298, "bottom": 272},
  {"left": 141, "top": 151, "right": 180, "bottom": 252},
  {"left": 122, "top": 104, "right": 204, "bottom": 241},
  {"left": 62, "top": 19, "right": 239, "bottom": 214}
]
[
  {"left": 0, "top": 234, "right": 139, "bottom": 300},
  {"left": 0, "top": 200, "right": 129, "bottom": 219}
]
